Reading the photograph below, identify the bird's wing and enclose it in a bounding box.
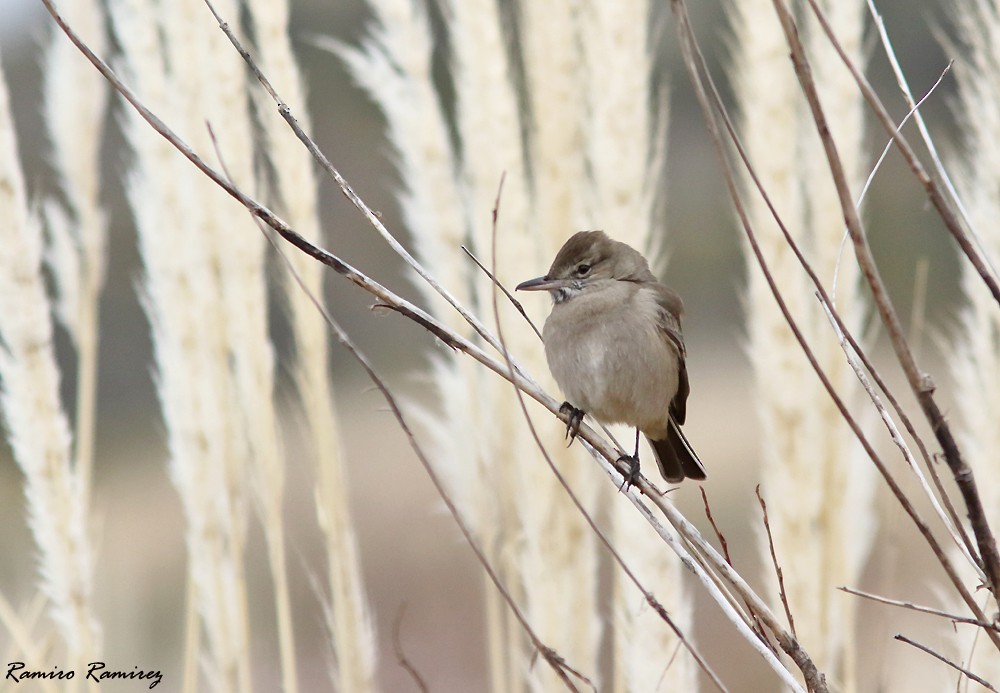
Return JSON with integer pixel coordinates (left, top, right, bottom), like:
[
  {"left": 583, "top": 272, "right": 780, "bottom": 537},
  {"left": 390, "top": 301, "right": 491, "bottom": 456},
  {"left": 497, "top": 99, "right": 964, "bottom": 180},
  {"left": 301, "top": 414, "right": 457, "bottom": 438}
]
[
  {"left": 653, "top": 285, "right": 689, "bottom": 425},
  {"left": 653, "top": 285, "right": 686, "bottom": 357}
]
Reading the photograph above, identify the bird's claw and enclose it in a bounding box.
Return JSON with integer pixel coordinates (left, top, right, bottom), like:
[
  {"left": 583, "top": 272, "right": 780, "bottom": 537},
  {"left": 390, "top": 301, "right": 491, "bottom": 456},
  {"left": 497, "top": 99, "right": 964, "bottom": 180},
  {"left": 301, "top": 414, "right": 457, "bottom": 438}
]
[
  {"left": 559, "top": 402, "right": 585, "bottom": 445},
  {"left": 617, "top": 454, "right": 641, "bottom": 493}
]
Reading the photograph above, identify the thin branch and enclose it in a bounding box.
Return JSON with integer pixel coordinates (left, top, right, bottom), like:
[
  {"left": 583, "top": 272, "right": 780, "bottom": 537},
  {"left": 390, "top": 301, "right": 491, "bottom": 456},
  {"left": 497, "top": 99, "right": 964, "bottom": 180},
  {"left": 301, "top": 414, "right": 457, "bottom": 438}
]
[
  {"left": 853, "top": 62, "right": 952, "bottom": 211},
  {"left": 756, "top": 487, "right": 797, "bottom": 640},
  {"left": 622, "top": 473, "right": 809, "bottom": 693},
  {"left": 796, "top": 0, "right": 1000, "bottom": 602},
  {"left": 701, "top": 22, "right": 979, "bottom": 581},
  {"left": 392, "top": 605, "right": 429, "bottom": 693},
  {"left": 700, "top": 488, "right": 732, "bottom": 567},
  {"left": 810, "top": 6, "right": 1000, "bottom": 305},
  {"left": 701, "top": 488, "right": 775, "bottom": 653},
  {"left": 865, "top": 0, "right": 1000, "bottom": 285},
  {"left": 817, "top": 296, "right": 981, "bottom": 575},
  {"left": 461, "top": 244, "right": 543, "bottom": 341},
  {"left": 894, "top": 633, "right": 998, "bottom": 692},
  {"left": 840, "top": 586, "right": 1000, "bottom": 633},
  {"left": 834, "top": 62, "right": 952, "bottom": 297}
]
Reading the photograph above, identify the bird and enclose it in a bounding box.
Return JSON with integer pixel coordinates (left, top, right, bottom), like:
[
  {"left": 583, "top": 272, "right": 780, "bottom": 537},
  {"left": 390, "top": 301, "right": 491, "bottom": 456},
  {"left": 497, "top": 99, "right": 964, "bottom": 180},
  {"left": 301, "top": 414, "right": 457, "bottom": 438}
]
[{"left": 515, "top": 230, "right": 706, "bottom": 488}]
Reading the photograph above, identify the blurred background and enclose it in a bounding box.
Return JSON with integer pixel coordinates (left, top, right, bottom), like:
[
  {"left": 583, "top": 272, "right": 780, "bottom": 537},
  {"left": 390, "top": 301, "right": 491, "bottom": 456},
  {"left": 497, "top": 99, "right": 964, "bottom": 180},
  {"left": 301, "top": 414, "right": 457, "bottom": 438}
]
[{"left": 0, "top": 0, "right": 975, "bottom": 690}]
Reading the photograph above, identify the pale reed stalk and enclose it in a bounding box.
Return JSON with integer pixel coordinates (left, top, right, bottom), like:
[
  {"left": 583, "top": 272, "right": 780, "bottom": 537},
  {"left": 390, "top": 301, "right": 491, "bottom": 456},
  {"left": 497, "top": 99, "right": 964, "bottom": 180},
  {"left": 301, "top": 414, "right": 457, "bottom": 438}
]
[
  {"left": 439, "top": 1, "right": 535, "bottom": 690},
  {"left": 950, "top": 0, "right": 1000, "bottom": 684},
  {"left": 517, "top": 2, "right": 605, "bottom": 689},
  {"left": 110, "top": 0, "right": 255, "bottom": 687},
  {"left": 576, "top": 0, "right": 692, "bottom": 685},
  {"left": 199, "top": 1, "right": 297, "bottom": 690},
  {"left": 41, "top": 0, "right": 108, "bottom": 510},
  {"left": 327, "top": 0, "right": 478, "bottom": 534},
  {"left": 0, "top": 58, "right": 100, "bottom": 665},
  {"left": 734, "top": 0, "right": 873, "bottom": 689},
  {"left": 246, "top": 0, "right": 377, "bottom": 688}
]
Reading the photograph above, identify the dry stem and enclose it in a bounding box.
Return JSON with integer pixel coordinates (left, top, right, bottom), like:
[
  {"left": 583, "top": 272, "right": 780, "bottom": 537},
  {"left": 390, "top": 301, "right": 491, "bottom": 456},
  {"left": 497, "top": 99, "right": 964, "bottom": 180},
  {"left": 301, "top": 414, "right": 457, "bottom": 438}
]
[{"left": 793, "top": 0, "right": 1000, "bottom": 603}]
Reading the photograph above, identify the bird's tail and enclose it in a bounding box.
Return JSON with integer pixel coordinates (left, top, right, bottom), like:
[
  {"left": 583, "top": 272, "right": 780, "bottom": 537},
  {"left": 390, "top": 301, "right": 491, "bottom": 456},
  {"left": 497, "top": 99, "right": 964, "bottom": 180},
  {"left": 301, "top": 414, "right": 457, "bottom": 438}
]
[{"left": 648, "top": 420, "right": 706, "bottom": 483}]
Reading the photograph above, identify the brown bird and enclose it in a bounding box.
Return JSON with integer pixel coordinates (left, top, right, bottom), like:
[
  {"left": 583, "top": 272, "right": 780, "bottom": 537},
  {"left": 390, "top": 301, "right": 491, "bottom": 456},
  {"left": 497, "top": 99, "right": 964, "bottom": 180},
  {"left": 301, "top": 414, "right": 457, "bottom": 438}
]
[{"left": 516, "top": 230, "right": 705, "bottom": 487}]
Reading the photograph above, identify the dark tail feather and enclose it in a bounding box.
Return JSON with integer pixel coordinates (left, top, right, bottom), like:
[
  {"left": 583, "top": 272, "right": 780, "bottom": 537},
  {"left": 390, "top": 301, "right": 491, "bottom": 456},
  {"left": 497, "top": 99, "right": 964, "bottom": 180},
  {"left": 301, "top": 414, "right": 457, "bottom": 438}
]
[{"left": 648, "top": 421, "right": 706, "bottom": 483}]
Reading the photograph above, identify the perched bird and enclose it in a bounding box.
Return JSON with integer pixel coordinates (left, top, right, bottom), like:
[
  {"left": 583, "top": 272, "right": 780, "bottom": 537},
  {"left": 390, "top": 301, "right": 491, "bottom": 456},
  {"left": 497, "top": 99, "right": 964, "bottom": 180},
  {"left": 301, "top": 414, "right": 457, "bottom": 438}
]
[{"left": 516, "top": 230, "right": 705, "bottom": 486}]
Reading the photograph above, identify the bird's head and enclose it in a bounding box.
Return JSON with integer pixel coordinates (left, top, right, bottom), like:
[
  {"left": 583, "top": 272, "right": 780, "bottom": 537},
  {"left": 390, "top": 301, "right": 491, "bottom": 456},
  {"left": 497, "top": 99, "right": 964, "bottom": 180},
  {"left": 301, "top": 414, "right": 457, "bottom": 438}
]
[{"left": 515, "top": 230, "right": 655, "bottom": 303}]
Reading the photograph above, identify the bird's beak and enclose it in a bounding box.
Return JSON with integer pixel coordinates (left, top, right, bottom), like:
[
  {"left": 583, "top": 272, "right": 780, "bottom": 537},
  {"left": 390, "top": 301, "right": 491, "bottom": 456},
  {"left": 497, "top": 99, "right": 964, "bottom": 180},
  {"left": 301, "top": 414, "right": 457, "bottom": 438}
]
[{"left": 515, "top": 276, "right": 566, "bottom": 292}]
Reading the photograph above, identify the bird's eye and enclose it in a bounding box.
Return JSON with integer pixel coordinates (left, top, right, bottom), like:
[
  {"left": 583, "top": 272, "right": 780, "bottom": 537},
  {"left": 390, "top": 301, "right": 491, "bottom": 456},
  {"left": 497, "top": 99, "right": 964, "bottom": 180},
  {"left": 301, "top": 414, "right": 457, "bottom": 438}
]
[{"left": 575, "top": 263, "right": 591, "bottom": 276}]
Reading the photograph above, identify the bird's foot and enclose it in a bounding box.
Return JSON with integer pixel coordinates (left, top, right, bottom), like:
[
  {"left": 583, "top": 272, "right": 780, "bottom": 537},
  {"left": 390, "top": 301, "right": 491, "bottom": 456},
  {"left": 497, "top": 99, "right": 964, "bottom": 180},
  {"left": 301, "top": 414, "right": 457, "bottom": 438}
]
[
  {"left": 559, "top": 402, "right": 585, "bottom": 445},
  {"left": 617, "top": 454, "right": 641, "bottom": 493}
]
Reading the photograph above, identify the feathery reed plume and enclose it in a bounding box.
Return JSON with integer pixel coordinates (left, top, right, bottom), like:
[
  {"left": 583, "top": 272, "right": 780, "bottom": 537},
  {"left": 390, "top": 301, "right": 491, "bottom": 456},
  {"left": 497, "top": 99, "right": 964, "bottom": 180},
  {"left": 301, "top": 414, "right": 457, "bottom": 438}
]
[
  {"left": 951, "top": 0, "right": 1000, "bottom": 683},
  {"left": 41, "top": 0, "right": 109, "bottom": 508},
  {"left": 733, "top": 0, "right": 874, "bottom": 688},
  {"left": 109, "top": 0, "right": 264, "bottom": 687},
  {"left": 515, "top": 2, "right": 608, "bottom": 687},
  {"left": 576, "top": 1, "right": 692, "bottom": 687},
  {"left": 340, "top": 0, "right": 538, "bottom": 688},
  {"left": 245, "top": 0, "right": 378, "bottom": 688},
  {"left": 0, "top": 57, "right": 100, "bottom": 663},
  {"left": 429, "top": 2, "right": 533, "bottom": 684}
]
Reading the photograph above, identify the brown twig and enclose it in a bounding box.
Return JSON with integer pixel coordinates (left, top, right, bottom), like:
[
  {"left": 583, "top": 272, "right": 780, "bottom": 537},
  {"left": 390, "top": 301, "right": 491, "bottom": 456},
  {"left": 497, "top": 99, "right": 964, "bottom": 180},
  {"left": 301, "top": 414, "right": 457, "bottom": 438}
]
[
  {"left": 461, "top": 244, "right": 543, "bottom": 341},
  {"left": 700, "top": 488, "right": 775, "bottom": 653},
  {"left": 809, "top": 2, "right": 1000, "bottom": 306},
  {"left": 894, "top": 633, "right": 998, "bottom": 692},
  {"left": 791, "top": 0, "right": 1000, "bottom": 603},
  {"left": 840, "top": 586, "right": 1000, "bottom": 633},
  {"left": 392, "top": 605, "right": 429, "bottom": 693},
  {"left": 700, "top": 488, "right": 732, "bottom": 567},
  {"left": 756, "top": 486, "right": 797, "bottom": 640}
]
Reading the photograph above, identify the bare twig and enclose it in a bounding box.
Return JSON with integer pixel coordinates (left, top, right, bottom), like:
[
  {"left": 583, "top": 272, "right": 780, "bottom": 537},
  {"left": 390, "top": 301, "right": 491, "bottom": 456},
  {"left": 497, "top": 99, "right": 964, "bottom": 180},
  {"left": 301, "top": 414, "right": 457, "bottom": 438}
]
[
  {"left": 894, "top": 633, "right": 998, "bottom": 692},
  {"left": 392, "top": 605, "right": 429, "bottom": 693},
  {"left": 810, "top": 7, "right": 1000, "bottom": 305},
  {"left": 757, "top": 487, "right": 797, "bottom": 640},
  {"left": 461, "top": 244, "right": 543, "bottom": 341},
  {"left": 840, "top": 586, "right": 1000, "bottom": 633},
  {"left": 853, "top": 62, "right": 952, "bottom": 211},
  {"left": 795, "top": 0, "right": 1000, "bottom": 602},
  {"left": 865, "top": 0, "right": 1000, "bottom": 285},
  {"left": 628, "top": 478, "right": 810, "bottom": 692},
  {"left": 834, "top": 62, "right": 951, "bottom": 297},
  {"left": 817, "top": 296, "right": 981, "bottom": 575},
  {"left": 701, "top": 488, "right": 775, "bottom": 653},
  {"left": 700, "top": 488, "right": 732, "bottom": 567}
]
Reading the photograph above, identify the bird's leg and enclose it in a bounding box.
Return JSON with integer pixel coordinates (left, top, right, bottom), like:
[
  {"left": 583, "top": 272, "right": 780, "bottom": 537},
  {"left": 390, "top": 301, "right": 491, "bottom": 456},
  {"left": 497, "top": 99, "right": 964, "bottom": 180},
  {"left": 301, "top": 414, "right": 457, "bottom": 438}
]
[
  {"left": 617, "top": 429, "right": 642, "bottom": 493},
  {"left": 558, "top": 402, "right": 585, "bottom": 445}
]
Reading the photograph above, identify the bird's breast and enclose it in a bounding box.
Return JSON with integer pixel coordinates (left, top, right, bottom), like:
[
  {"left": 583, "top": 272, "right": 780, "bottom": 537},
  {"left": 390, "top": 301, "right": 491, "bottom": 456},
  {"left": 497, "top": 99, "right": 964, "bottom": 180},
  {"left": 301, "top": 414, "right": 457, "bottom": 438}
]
[{"left": 541, "top": 286, "right": 678, "bottom": 436}]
